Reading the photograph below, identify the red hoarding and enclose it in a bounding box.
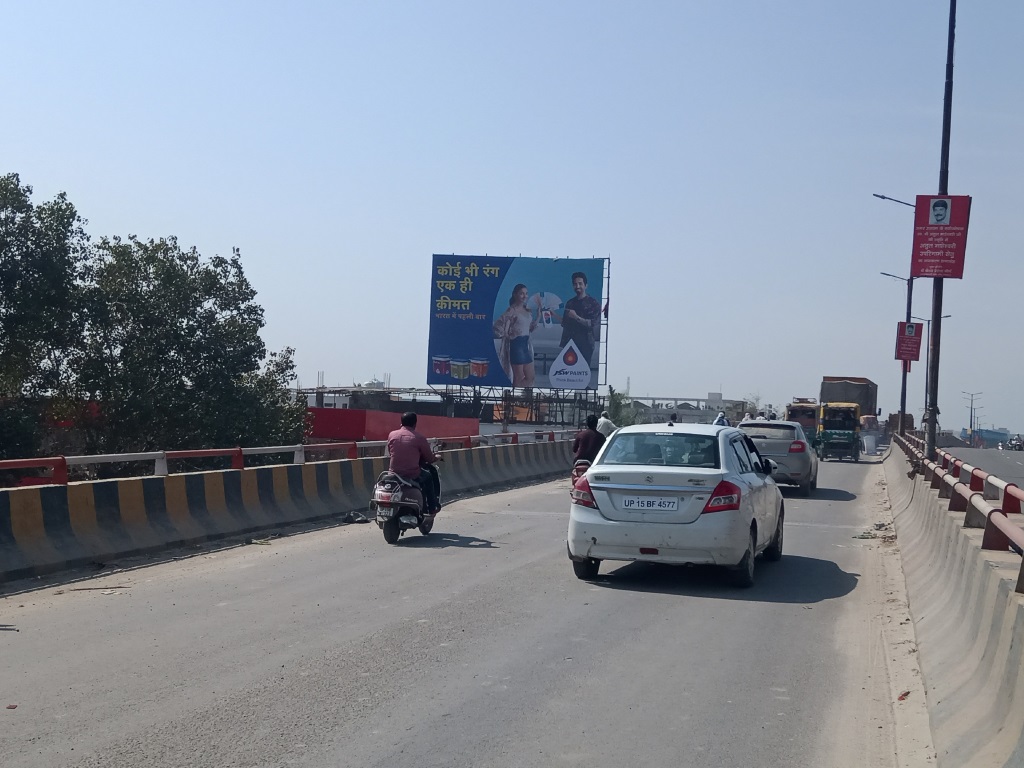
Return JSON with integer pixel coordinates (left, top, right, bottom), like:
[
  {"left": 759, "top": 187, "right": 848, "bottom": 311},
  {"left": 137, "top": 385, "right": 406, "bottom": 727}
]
[
  {"left": 909, "top": 195, "right": 971, "bottom": 278},
  {"left": 895, "top": 321, "right": 922, "bottom": 362}
]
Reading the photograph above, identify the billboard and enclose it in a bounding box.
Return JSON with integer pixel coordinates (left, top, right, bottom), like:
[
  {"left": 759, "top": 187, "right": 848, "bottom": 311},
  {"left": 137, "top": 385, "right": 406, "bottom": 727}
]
[
  {"left": 909, "top": 195, "right": 972, "bottom": 279},
  {"left": 895, "top": 321, "right": 922, "bottom": 362},
  {"left": 427, "top": 255, "right": 605, "bottom": 390}
]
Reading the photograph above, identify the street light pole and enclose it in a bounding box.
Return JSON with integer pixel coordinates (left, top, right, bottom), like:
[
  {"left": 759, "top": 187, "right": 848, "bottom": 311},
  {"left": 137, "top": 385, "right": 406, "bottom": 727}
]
[
  {"left": 912, "top": 314, "right": 951, "bottom": 421},
  {"left": 963, "top": 391, "right": 982, "bottom": 436},
  {"left": 882, "top": 272, "right": 914, "bottom": 435},
  {"left": 925, "top": 0, "right": 958, "bottom": 461}
]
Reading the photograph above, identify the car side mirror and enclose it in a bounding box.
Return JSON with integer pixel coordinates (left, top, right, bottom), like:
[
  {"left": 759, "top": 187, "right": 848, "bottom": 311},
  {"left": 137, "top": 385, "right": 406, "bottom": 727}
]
[{"left": 763, "top": 459, "right": 777, "bottom": 474}]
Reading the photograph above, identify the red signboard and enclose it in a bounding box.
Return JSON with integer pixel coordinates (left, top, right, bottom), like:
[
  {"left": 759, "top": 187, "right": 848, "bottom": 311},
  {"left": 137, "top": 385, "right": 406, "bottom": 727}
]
[
  {"left": 895, "top": 321, "right": 922, "bottom": 361},
  {"left": 910, "top": 195, "right": 971, "bottom": 278}
]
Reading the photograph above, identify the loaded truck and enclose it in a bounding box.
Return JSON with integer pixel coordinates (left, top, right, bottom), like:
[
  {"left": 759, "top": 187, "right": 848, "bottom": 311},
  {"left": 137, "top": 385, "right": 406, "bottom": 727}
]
[
  {"left": 816, "top": 377, "right": 879, "bottom": 461},
  {"left": 819, "top": 377, "right": 878, "bottom": 418}
]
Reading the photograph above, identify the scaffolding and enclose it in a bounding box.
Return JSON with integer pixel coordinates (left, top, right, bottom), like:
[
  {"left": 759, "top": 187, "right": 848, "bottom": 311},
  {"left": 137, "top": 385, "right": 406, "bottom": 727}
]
[{"left": 297, "top": 384, "right": 603, "bottom": 428}]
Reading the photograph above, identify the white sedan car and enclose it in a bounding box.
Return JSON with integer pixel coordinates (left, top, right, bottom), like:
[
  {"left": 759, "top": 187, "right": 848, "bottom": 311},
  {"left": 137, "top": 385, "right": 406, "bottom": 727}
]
[{"left": 567, "top": 423, "right": 784, "bottom": 587}]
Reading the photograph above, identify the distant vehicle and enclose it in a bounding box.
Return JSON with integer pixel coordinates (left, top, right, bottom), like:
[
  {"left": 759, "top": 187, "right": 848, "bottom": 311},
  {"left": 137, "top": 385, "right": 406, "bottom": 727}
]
[
  {"left": 886, "top": 412, "right": 914, "bottom": 433},
  {"left": 567, "top": 423, "right": 784, "bottom": 587},
  {"left": 817, "top": 402, "right": 861, "bottom": 462},
  {"left": 739, "top": 420, "right": 819, "bottom": 496},
  {"left": 820, "top": 377, "right": 878, "bottom": 421},
  {"left": 1009, "top": 435, "right": 1023, "bottom": 452},
  {"left": 784, "top": 398, "right": 819, "bottom": 441}
]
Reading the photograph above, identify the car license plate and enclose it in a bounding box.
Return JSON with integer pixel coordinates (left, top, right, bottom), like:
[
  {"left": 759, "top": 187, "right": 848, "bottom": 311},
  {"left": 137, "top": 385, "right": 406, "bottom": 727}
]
[{"left": 621, "top": 496, "right": 678, "bottom": 511}]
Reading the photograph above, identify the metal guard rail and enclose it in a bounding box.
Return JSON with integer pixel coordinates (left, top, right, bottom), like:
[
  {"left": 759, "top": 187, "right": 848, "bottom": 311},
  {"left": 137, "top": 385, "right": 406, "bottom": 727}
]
[
  {"left": 894, "top": 433, "right": 1024, "bottom": 593},
  {"left": 0, "top": 429, "right": 577, "bottom": 485}
]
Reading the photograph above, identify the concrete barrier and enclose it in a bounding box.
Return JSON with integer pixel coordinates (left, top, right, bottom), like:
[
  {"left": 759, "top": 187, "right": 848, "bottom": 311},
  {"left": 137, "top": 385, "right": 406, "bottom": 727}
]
[
  {"left": 0, "top": 440, "right": 573, "bottom": 582},
  {"left": 885, "top": 447, "right": 1024, "bottom": 767}
]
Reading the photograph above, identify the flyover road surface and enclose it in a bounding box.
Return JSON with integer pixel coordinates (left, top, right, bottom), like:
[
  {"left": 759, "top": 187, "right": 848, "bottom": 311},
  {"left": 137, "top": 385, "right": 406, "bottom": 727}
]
[
  {"left": 1, "top": 455, "right": 932, "bottom": 767},
  {"left": 945, "top": 446, "right": 1024, "bottom": 487}
]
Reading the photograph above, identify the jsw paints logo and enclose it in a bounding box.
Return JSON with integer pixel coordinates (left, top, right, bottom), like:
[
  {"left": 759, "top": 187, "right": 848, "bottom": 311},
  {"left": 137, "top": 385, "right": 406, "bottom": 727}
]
[{"left": 548, "top": 340, "right": 592, "bottom": 389}]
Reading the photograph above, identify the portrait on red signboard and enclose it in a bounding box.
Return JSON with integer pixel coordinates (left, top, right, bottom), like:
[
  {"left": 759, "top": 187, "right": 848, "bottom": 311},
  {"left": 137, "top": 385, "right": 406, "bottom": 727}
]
[{"left": 929, "top": 198, "right": 950, "bottom": 225}]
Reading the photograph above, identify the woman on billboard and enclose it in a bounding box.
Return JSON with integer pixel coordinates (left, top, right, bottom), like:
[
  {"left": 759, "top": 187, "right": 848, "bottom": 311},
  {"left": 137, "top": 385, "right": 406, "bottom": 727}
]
[{"left": 493, "top": 283, "right": 538, "bottom": 387}]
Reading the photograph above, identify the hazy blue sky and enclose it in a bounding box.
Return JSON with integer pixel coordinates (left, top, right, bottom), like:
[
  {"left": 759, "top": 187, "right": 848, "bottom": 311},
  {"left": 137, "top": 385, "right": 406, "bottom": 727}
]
[{"left": 6, "top": 2, "right": 1021, "bottom": 431}]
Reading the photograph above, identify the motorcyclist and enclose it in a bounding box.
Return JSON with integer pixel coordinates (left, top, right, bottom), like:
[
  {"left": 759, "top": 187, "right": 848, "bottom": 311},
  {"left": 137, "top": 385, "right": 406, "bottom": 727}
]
[
  {"left": 712, "top": 411, "right": 730, "bottom": 426},
  {"left": 387, "top": 412, "right": 441, "bottom": 515},
  {"left": 573, "top": 414, "right": 606, "bottom": 464}
]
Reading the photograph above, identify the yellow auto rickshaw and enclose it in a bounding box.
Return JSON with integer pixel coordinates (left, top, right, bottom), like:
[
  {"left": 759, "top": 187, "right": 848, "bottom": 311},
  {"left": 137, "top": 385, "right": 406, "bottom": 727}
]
[{"left": 817, "top": 402, "right": 861, "bottom": 462}]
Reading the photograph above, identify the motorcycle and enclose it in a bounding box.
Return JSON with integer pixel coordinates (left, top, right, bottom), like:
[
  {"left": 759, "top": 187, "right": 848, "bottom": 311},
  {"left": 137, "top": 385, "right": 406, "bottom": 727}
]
[
  {"left": 370, "top": 462, "right": 441, "bottom": 544},
  {"left": 1009, "top": 437, "right": 1024, "bottom": 452},
  {"left": 571, "top": 459, "right": 591, "bottom": 486}
]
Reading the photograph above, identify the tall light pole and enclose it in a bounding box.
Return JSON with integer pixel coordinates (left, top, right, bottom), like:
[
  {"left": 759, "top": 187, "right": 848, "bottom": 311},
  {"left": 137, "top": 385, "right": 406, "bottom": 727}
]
[
  {"left": 925, "top": 0, "right": 958, "bottom": 461},
  {"left": 912, "top": 313, "right": 951, "bottom": 420},
  {"left": 963, "top": 391, "right": 982, "bottom": 435},
  {"left": 881, "top": 271, "right": 914, "bottom": 435}
]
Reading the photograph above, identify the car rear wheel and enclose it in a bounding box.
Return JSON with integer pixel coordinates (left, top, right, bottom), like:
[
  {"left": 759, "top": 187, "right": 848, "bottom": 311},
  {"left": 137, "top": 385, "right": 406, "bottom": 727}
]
[
  {"left": 799, "top": 477, "right": 812, "bottom": 496},
  {"left": 731, "top": 528, "right": 756, "bottom": 588},
  {"left": 572, "top": 558, "right": 601, "bottom": 580},
  {"left": 764, "top": 510, "right": 784, "bottom": 562}
]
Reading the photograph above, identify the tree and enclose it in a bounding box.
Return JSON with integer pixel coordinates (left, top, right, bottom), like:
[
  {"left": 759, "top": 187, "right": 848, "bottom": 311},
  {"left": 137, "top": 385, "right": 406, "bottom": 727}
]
[
  {"left": 0, "top": 174, "right": 91, "bottom": 459},
  {"left": 77, "top": 236, "right": 305, "bottom": 453},
  {"left": 744, "top": 393, "right": 762, "bottom": 416},
  {"left": 0, "top": 173, "right": 90, "bottom": 399},
  {"left": 607, "top": 385, "right": 640, "bottom": 427}
]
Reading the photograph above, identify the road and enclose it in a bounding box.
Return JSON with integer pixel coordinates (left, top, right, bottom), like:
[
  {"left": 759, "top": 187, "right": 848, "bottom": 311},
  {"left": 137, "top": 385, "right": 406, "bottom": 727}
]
[
  {"left": 1, "top": 455, "right": 931, "bottom": 767},
  {"left": 944, "top": 446, "right": 1024, "bottom": 486}
]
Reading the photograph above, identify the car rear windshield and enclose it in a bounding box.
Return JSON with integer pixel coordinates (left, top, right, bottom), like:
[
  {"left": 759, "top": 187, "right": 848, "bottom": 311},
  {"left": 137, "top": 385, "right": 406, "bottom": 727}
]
[
  {"left": 741, "top": 424, "right": 798, "bottom": 440},
  {"left": 598, "top": 432, "right": 720, "bottom": 468}
]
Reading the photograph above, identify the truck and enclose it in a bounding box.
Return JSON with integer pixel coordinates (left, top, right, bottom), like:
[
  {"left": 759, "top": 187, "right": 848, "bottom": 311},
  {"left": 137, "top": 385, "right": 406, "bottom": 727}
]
[
  {"left": 784, "top": 398, "right": 819, "bottom": 438},
  {"left": 819, "top": 377, "right": 878, "bottom": 419}
]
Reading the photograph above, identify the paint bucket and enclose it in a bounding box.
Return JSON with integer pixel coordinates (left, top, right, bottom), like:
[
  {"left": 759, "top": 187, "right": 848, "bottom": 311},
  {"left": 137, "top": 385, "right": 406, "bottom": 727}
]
[
  {"left": 432, "top": 356, "right": 451, "bottom": 376},
  {"left": 470, "top": 358, "right": 489, "bottom": 377},
  {"left": 451, "top": 359, "right": 471, "bottom": 380}
]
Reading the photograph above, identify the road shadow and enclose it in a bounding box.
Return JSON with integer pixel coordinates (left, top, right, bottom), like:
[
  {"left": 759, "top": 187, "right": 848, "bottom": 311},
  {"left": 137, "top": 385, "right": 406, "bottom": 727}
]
[
  {"left": 805, "top": 487, "right": 857, "bottom": 502},
  {"left": 589, "top": 554, "right": 859, "bottom": 604},
  {"left": 396, "top": 532, "right": 498, "bottom": 549}
]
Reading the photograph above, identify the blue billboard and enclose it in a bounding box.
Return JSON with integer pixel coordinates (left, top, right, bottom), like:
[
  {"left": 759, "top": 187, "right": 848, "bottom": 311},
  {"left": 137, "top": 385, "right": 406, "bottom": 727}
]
[{"left": 427, "top": 255, "right": 605, "bottom": 390}]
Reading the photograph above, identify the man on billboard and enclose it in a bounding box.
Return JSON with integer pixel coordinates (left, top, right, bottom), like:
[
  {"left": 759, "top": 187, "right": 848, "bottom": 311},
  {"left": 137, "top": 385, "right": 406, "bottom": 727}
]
[
  {"left": 555, "top": 271, "right": 602, "bottom": 366},
  {"left": 929, "top": 198, "right": 949, "bottom": 225}
]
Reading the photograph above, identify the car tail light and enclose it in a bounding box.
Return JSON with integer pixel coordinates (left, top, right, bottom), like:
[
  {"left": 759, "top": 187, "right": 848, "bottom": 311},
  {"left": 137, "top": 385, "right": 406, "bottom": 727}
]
[
  {"left": 570, "top": 476, "right": 599, "bottom": 509},
  {"left": 789, "top": 441, "right": 807, "bottom": 453},
  {"left": 702, "top": 481, "right": 741, "bottom": 513}
]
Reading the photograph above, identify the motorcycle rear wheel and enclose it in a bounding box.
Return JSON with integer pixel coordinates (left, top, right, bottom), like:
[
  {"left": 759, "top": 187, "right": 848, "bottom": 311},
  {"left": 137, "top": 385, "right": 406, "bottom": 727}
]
[{"left": 382, "top": 518, "right": 401, "bottom": 544}]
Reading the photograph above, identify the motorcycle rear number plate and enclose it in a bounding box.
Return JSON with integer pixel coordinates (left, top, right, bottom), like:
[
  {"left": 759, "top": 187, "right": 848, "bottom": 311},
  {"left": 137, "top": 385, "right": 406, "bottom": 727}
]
[
  {"left": 621, "top": 496, "right": 678, "bottom": 511},
  {"left": 376, "top": 507, "right": 394, "bottom": 518}
]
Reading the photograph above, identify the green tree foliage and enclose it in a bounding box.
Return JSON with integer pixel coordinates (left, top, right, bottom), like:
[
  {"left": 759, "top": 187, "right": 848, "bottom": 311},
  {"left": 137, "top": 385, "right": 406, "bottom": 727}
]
[
  {"left": 0, "top": 174, "right": 90, "bottom": 457},
  {"left": 607, "top": 385, "right": 640, "bottom": 427},
  {"left": 0, "top": 174, "right": 89, "bottom": 394},
  {"left": 0, "top": 177, "right": 307, "bottom": 461},
  {"left": 77, "top": 236, "right": 305, "bottom": 452}
]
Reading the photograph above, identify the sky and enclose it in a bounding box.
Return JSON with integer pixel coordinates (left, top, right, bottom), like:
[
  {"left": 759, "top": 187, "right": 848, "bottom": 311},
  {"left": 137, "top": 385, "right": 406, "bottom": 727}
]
[{"left": 5, "top": 1, "right": 1022, "bottom": 432}]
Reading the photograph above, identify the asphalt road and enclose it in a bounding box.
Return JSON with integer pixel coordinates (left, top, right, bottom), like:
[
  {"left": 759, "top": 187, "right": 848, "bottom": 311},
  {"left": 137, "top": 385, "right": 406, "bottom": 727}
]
[
  {"left": 944, "top": 446, "right": 1024, "bottom": 486},
  {"left": 1, "top": 456, "right": 930, "bottom": 768}
]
